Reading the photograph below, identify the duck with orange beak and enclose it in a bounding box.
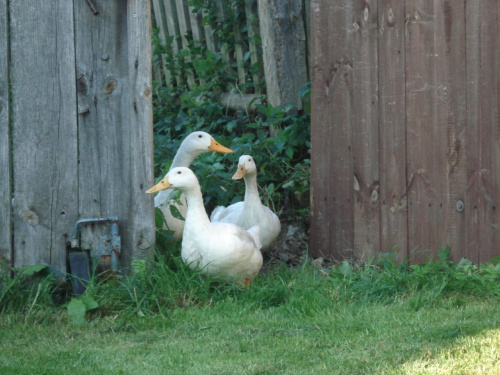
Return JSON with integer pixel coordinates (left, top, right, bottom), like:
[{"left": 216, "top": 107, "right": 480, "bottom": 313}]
[
  {"left": 151, "top": 131, "right": 233, "bottom": 241},
  {"left": 147, "top": 167, "right": 263, "bottom": 286}
]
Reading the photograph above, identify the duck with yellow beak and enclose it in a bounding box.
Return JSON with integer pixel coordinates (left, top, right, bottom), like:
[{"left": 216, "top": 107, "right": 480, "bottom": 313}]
[
  {"left": 210, "top": 155, "right": 281, "bottom": 251},
  {"left": 147, "top": 167, "right": 263, "bottom": 286},
  {"left": 152, "top": 131, "right": 233, "bottom": 241}
]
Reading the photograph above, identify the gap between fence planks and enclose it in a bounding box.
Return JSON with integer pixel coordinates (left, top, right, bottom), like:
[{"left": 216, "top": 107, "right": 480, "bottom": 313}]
[{"left": 0, "top": 0, "right": 11, "bottom": 266}]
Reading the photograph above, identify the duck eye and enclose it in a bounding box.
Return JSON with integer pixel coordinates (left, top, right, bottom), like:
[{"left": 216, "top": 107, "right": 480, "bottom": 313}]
[
  {"left": 249, "top": 158, "right": 252, "bottom": 162},
  {"left": 177, "top": 171, "right": 182, "bottom": 174},
  {"left": 198, "top": 134, "right": 203, "bottom": 138}
]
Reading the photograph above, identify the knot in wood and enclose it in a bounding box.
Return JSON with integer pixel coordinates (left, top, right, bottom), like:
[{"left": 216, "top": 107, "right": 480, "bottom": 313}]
[
  {"left": 0, "top": 98, "right": 5, "bottom": 118},
  {"left": 20, "top": 209, "right": 39, "bottom": 226},
  {"left": 104, "top": 78, "right": 117, "bottom": 94},
  {"left": 142, "top": 86, "right": 152, "bottom": 97}
]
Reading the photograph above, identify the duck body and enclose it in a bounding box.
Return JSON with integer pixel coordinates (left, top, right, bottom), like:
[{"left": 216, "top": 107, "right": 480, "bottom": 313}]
[
  {"left": 147, "top": 167, "right": 262, "bottom": 285},
  {"left": 154, "top": 131, "right": 232, "bottom": 241},
  {"left": 211, "top": 155, "right": 281, "bottom": 251}
]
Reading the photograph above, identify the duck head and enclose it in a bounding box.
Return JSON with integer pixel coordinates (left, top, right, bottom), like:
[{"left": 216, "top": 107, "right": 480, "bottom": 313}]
[
  {"left": 146, "top": 167, "right": 198, "bottom": 194},
  {"left": 232, "top": 155, "right": 257, "bottom": 180}
]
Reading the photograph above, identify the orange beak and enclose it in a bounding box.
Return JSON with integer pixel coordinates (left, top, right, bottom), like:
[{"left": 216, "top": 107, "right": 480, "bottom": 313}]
[
  {"left": 208, "top": 138, "right": 233, "bottom": 154},
  {"left": 146, "top": 176, "right": 172, "bottom": 194},
  {"left": 232, "top": 164, "right": 247, "bottom": 180}
]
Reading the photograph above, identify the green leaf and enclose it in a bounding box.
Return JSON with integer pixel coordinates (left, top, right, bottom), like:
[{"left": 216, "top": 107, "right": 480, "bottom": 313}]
[
  {"left": 21, "top": 264, "right": 48, "bottom": 276},
  {"left": 155, "top": 207, "right": 166, "bottom": 228},
  {"left": 67, "top": 298, "right": 87, "bottom": 325},
  {"left": 169, "top": 205, "right": 185, "bottom": 221},
  {"left": 338, "top": 261, "right": 353, "bottom": 277},
  {"left": 67, "top": 296, "right": 98, "bottom": 325},
  {"left": 438, "top": 246, "right": 451, "bottom": 262},
  {"left": 80, "top": 295, "right": 98, "bottom": 311}
]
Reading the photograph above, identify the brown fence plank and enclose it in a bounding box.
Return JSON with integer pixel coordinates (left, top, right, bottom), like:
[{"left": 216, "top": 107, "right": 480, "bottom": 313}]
[
  {"left": 441, "top": 1, "right": 467, "bottom": 262},
  {"left": 466, "top": 0, "right": 500, "bottom": 264},
  {"left": 10, "top": 1, "right": 78, "bottom": 271},
  {"left": 405, "top": 0, "right": 459, "bottom": 261},
  {"left": 311, "top": 0, "right": 355, "bottom": 259},
  {"left": 0, "top": 0, "right": 11, "bottom": 265},
  {"left": 378, "top": 0, "right": 408, "bottom": 260},
  {"left": 351, "top": 0, "right": 380, "bottom": 260}
]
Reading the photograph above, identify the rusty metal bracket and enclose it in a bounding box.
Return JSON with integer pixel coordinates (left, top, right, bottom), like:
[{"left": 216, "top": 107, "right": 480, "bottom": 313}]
[{"left": 86, "top": 0, "right": 99, "bottom": 15}]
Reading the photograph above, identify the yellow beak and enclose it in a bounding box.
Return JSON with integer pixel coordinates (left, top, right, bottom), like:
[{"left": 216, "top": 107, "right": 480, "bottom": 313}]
[
  {"left": 146, "top": 176, "right": 172, "bottom": 194},
  {"left": 232, "top": 164, "right": 246, "bottom": 180},
  {"left": 208, "top": 138, "right": 233, "bottom": 153}
]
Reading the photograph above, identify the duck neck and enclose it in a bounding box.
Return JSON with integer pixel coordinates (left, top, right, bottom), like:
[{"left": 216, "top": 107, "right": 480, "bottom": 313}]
[
  {"left": 183, "top": 187, "right": 211, "bottom": 227},
  {"left": 243, "top": 173, "right": 261, "bottom": 205},
  {"left": 170, "top": 142, "right": 199, "bottom": 169}
]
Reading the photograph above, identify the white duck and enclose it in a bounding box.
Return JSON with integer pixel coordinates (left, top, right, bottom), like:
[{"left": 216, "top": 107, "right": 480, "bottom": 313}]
[
  {"left": 210, "top": 155, "right": 281, "bottom": 251},
  {"left": 147, "top": 167, "right": 263, "bottom": 286},
  {"left": 153, "top": 131, "right": 233, "bottom": 241}
]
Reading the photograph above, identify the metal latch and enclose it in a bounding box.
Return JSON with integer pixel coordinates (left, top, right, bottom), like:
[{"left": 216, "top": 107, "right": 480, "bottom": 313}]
[
  {"left": 66, "top": 217, "right": 121, "bottom": 296},
  {"left": 68, "top": 216, "right": 121, "bottom": 271}
]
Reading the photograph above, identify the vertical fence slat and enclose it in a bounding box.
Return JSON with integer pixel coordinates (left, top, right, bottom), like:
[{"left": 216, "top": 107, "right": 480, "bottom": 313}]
[
  {"left": 127, "top": 0, "right": 155, "bottom": 265},
  {"left": 351, "top": 0, "right": 380, "bottom": 260},
  {"left": 174, "top": 0, "right": 196, "bottom": 88},
  {"left": 164, "top": 0, "right": 184, "bottom": 87},
  {"left": 441, "top": 1, "right": 467, "bottom": 262},
  {"left": 215, "top": 2, "right": 231, "bottom": 68},
  {"left": 152, "top": 0, "right": 173, "bottom": 85},
  {"left": 258, "top": 0, "right": 308, "bottom": 108},
  {"left": 10, "top": 1, "right": 78, "bottom": 271},
  {"left": 311, "top": 0, "right": 355, "bottom": 259},
  {"left": 75, "top": 1, "right": 128, "bottom": 253},
  {"left": 466, "top": 0, "right": 500, "bottom": 264},
  {"left": 378, "top": 0, "right": 408, "bottom": 260},
  {"left": 187, "top": 5, "right": 207, "bottom": 86},
  {"left": 405, "top": 0, "right": 454, "bottom": 261},
  {"left": 244, "top": 0, "right": 262, "bottom": 94},
  {"left": 202, "top": 10, "right": 216, "bottom": 54},
  {"left": 0, "top": 0, "right": 11, "bottom": 265},
  {"left": 74, "top": 0, "right": 154, "bottom": 269},
  {"left": 233, "top": 19, "right": 247, "bottom": 87}
]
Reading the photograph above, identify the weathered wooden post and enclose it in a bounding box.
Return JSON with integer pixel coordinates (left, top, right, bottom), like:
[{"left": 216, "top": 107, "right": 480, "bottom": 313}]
[{"left": 258, "top": 0, "right": 309, "bottom": 110}]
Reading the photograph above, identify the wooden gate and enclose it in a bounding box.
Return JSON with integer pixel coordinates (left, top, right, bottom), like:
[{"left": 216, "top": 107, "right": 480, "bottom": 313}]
[
  {"left": 311, "top": 0, "right": 499, "bottom": 264},
  {"left": 0, "top": 0, "right": 155, "bottom": 272}
]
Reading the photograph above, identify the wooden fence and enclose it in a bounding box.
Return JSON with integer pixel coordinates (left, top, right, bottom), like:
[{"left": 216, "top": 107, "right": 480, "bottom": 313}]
[
  {"left": 151, "top": 0, "right": 310, "bottom": 110},
  {"left": 311, "top": 0, "right": 499, "bottom": 264},
  {"left": 151, "top": 0, "right": 263, "bottom": 95},
  {"left": 0, "top": 1, "right": 155, "bottom": 272}
]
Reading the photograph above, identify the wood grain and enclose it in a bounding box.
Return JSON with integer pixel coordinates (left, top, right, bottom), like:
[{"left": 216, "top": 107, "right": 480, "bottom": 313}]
[
  {"left": 465, "top": 0, "right": 500, "bottom": 264},
  {"left": 10, "top": 1, "right": 78, "bottom": 271},
  {"left": 258, "top": 0, "right": 309, "bottom": 109},
  {"left": 311, "top": 0, "right": 355, "bottom": 259},
  {"left": 74, "top": 0, "right": 155, "bottom": 268},
  {"left": 351, "top": 0, "right": 380, "bottom": 261},
  {"left": 378, "top": 0, "right": 408, "bottom": 261}
]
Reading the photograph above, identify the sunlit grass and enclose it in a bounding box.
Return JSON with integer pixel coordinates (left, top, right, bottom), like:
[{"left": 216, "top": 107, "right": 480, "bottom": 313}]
[{"left": 1, "top": 251, "right": 500, "bottom": 374}]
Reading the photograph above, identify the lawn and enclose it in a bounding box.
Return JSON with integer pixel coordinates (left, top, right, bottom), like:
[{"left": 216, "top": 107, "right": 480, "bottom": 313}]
[{"left": 1, "top": 254, "right": 500, "bottom": 374}]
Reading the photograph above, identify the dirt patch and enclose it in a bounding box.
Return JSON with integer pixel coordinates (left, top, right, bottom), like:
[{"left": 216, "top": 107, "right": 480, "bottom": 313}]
[{"left": 262, "top": 218, "right": 310, "bottom": 272}]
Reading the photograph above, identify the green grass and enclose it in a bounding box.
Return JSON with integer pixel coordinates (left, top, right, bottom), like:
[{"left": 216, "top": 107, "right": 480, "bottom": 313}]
[{"left": 1, "top": 252, "right": 500, "bottom": 374}]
